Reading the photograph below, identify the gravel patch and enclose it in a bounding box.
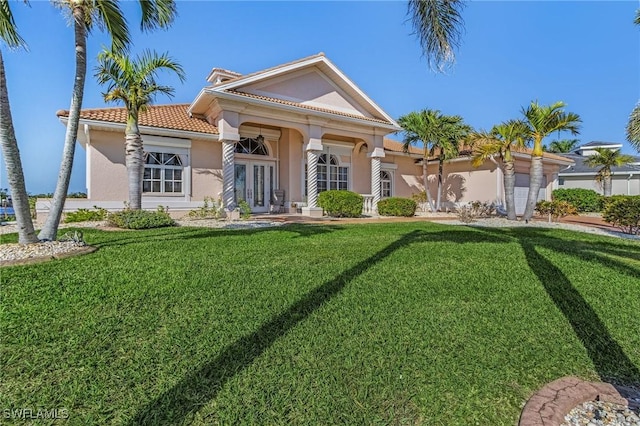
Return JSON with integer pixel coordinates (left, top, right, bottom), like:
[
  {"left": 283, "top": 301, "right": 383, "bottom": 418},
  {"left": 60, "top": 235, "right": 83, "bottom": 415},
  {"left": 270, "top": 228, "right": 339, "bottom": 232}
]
[{"left": 562, "top": 400, "right": 640, "bottom": 425}]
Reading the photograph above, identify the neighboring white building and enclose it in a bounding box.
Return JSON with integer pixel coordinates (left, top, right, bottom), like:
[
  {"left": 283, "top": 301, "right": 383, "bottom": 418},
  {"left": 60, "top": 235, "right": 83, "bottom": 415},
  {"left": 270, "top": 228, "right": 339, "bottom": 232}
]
[{"left": 558, "top": 141, "right": 640, "bottom": 196}]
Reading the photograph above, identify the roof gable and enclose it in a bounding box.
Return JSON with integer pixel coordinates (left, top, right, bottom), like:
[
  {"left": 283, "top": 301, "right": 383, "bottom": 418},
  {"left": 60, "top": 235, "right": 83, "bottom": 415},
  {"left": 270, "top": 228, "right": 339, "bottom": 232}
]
[{"left": 209, "top": 53, "right": 397, "bottom": 125}]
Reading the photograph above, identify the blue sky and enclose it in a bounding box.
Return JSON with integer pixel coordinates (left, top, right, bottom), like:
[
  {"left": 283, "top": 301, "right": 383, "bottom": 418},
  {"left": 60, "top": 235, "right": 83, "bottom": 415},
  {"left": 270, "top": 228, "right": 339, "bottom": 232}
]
[{"left": 1, "top": 0, "right": 639, "bottom": 194}]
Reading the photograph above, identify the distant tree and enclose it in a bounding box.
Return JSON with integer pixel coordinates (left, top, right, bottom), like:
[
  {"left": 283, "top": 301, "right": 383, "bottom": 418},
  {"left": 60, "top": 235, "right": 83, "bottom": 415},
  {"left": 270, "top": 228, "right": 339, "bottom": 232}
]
[
  {"left": 521, "top": 101, "right": 581, "bottom": 221},
  {"left": 408, "top": 0, "right": 465, "bottom": 71},
  {"left": 585, "top": 148, "right": 635, "bottom": 196},
  {"left": 95, "top": 49, "right": 185, "bottom": 210},
  {"left": 469, "top": 120, "right": 531, "bottom": 220},
  {"left": 546, "top": 139, "right": 579, "bottom": 153}
]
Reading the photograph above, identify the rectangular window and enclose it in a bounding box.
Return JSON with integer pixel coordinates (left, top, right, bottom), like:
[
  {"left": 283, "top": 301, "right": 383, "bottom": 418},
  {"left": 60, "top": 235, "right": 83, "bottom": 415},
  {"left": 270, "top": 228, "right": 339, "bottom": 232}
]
[{"left": 143, "top": 151, "right": 184, "bottom": 194}]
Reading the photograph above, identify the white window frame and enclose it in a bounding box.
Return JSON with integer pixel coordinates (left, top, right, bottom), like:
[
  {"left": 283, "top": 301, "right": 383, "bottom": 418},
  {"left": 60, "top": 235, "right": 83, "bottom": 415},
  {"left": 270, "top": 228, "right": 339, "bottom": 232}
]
[
  {"left": 380, "top": 170, "right": 393, "bottom": 198},
  {"left": 142, "top": 139, "right": 191, "bottom": 201}
]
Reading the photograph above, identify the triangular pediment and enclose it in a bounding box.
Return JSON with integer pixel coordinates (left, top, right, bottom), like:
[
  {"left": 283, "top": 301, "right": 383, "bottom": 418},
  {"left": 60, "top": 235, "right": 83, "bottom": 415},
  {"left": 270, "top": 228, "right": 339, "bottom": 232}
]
[
  {"left": 237, "top": 69, "right": 372, "bottom": 118},
  {"left": 208, "top": 54, "right": 397, "bottom": 126}
]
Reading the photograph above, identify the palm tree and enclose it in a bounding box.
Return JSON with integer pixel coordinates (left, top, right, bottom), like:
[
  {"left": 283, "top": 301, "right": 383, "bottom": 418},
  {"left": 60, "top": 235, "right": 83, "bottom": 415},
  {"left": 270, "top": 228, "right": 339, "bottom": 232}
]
[
  {"left": 37, "top": 0, "right": 177, "bottom": 241},
  {"left": 0, "top": 6, "right": 38, "bottom": 244},
  {"left": 469, "top": 120, "right": 531, "bottom": 220},
  {"left": 398, "top": 109, "right": 468, "bottom": 211},
  {"left": 95, "top": 49, "right": 185, "bottom": 210},
  {"left": 628, "top": 14, "right": 640, "bottom": 152},
  {"left": 585, "top": 148, "right": 635, "bottom": 196},
  {"left": 521, "top": 101, "right": 581, "bottom": 220},
  {"left": 546, "top": 138, "right": 579, "bottom": 153},
  {"left": 628, "top": 103, "right": 640, "bottom": 153},
  {"left": 432, "top": 115, "right": 470, "bottom": 210},
  {"left": 408, "top": 0, "right": 465, "bottom": 71}
]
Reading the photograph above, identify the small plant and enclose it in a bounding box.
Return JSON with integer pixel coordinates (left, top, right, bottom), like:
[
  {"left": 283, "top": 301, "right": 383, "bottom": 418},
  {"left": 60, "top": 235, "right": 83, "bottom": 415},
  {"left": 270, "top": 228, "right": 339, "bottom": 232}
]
[
  {"left": 602, "top": 197, "right": 640, "bottom": 235},
  {"left": 411, "top": 191, "right": 430, "bottom": 212},
  {"left": 317, "top": 190, "right": 363, "bottom": 218},
  {"left": 107, "top": 209, "right": 175, "bottom": 229},
  {"left": 237, "top": 200, "right": 251, "bottom": 220},
  {"left": 377, "top": 197, "right": 417, "bottom": 217},
  {"left": 187, "top": 196, "right": 224, "bottom": 219},
  {"left": 58, "top": 230, "right": 86, "bottom": 246},
  {"left": 552, "top": 188, "right": 602, "bottom": 212},
  {"left": 535, "top": 200, "right": 577, "bottom": 222},
  {"left": 455, "top": 201, "right": 495, "bottom": 223},
  {"left": 63, "top": 207, "right": 108, "bottom": 223}
]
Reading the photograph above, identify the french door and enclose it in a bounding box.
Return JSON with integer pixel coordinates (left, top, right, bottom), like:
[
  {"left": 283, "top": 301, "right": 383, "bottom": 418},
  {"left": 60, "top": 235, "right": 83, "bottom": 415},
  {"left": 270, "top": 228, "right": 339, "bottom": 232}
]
[{"left": 234, "top": 161, "right": 275, "bottom": 213}]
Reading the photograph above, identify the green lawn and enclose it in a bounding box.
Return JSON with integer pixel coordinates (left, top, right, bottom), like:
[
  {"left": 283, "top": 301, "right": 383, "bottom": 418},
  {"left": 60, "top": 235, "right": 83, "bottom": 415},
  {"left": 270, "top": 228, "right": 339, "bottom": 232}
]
[{"left": 1, "top": 222, "right": 639, "bottom": 425}]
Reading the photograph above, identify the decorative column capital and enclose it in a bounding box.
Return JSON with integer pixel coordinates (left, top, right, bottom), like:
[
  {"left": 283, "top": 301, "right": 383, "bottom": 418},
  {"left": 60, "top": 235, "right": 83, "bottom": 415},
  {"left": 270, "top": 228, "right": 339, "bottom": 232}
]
[
  {"left": 367, "top": 147, "right": 385, "bottom": 158},
  {"left": 304, "top": 138, "right": 323, "bottom": 152}
]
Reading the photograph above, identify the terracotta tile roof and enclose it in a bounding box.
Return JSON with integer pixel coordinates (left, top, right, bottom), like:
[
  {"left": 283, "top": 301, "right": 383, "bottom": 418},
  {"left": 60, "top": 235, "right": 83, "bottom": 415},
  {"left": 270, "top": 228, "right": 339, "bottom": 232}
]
[
  {"left": 226, "top": 90, "right": 394, "bottom": 125},
  {"left": 383, "top": 138, "right": 424, "bottom": 155},
  {"left": 56, "top": 104, "right": 219, "bottom": 135}
]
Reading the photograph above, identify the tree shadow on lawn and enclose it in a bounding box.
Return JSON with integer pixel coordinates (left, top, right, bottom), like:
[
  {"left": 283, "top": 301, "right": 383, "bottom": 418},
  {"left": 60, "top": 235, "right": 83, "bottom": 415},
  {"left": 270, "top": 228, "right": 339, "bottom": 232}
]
[
  {"left": 90, "top": 223, "right": 343, "bottom": 249},
  {"left": 130, "top": 227, "right": 507, "bottom": 424},
  {"left": 475, "top": 226, "right": 640, "bottom": 384}
]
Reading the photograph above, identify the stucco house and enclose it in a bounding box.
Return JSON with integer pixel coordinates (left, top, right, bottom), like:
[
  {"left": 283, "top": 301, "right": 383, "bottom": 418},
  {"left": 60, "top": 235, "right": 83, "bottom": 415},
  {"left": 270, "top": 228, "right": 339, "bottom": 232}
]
[
  {"left": 49, "top": 53, "right": 573, "bottom": 217},
  {"left": 558, "top": 141, "right": 640, "bottom": 196}
]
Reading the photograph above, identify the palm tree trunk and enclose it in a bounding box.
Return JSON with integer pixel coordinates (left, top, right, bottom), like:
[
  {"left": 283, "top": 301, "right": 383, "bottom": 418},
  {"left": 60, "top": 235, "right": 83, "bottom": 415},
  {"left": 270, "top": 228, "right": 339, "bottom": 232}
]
[
  {"left": 436, "top": 155, "right": 444, "bottom": 211},
  {"left": 422, "top": 159, "right": 435, "bottom": 212},
  {"left": 523, "top": 155, "right": 544, "bottom": 220},
  {"left": 503, "top": 160, "right": 517, "bottom": 221},
  {"left": 125, "top": 114, "right": 144, "bottom": 210},
  {"left": 0, "top": 51, "right": 38, "bottom": 244},
  {"left": 603, "top": 176, "right": 612, "bottom": 197},
  {"left": 39, "top": 7, "right": 86, "bottom": 240}
]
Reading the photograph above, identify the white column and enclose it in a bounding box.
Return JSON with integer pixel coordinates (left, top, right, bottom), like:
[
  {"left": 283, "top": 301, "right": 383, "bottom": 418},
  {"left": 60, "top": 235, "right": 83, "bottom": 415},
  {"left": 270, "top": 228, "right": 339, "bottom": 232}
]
[
  {"left": 371, "top": 156, "right": 381, "bottom": 209},
  {"left": 306, "top": 149, "right": 319, "bottom": 208},
  {"left": 368, "top": 146, "right": 385, "bottom": 214},
  {"left": 222, "top": 140, "right": 235, "bottom": 209}
]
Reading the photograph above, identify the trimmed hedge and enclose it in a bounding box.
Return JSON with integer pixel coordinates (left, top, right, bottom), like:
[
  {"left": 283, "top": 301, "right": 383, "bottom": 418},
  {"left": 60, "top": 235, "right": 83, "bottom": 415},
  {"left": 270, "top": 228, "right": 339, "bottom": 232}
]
[
  {"left": 601, "top": 195, "right": 640, "bottom": 211},
  {"left": 317, "top": 190, "right": 363, "bottom": 218},
  {"left": 603, "top": 197, "right": 640, "bottom": 235},
  {"left": 64, "top": 207, "right": 108, "bottom": 223},
  {"left": 107, "top": 209, "right": 175, "bottom": 229},
  {"left": 535, "top": 200, "right": 577, "bottom": 222},
  {"left": 377, "top": 197, "right": 417, "bottom": 217},
  {"left": 552, "top": 188, "right": 602, "bottom": 212}
]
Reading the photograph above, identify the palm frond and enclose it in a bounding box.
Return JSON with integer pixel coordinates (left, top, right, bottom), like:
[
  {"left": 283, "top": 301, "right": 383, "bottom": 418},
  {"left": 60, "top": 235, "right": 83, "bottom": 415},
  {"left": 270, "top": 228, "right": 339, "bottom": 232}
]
[
  {"left": 139, "top": 0, "right": 177, "bottom": 32},
  {"left": 93, "top": 0, "right": 130, "bottom": 53},
  {"left": 407, "top": 0, "right": 465, "bottom": 72},
  {"left": 0, "top": 0, "right": 26, "bottom": 48},
  {"left": 635, "top": 9, "right": 640, "bottom": 25},
  {"left": 627, "top": 102, "right": 640, "bottom": 152}
]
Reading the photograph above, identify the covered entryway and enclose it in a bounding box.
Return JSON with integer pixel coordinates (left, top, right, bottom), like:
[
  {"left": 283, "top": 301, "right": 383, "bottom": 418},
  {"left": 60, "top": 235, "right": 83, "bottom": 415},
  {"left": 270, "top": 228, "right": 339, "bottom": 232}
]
[{"left": 234, "top": 160, "right": 275, "bottom": 213}]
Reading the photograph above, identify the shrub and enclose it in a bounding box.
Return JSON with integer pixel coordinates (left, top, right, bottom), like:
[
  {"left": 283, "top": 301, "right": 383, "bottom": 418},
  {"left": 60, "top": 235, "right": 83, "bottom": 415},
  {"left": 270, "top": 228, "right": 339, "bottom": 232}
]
[
  {"left": 237, "top": 200, "right": 251, "bottom": 220},
  {"left": 187, "top": 196, "right": 224, "bottom": 220},
  {"left": 377, "top": 197, "right": 417, "bottom": 217},
  {"left": 411, "top": 191, "right": 430, "bottom": 212},
  {"left": 63, "top": 207, "right": 108, "bottom": 223},
  {"left": 601, "top": 195, "right": 640, "bottom": 211},
  {"left": 455, "top": 201, "right": 496, "bottom": 223},
  {"left": 602, "top": 197, "right": 640, "bottom": 235},
  {"left": 318, "top": 190, "right": 363, "bottom": 218},
  {"left": 535, "top": 200, "right": 577, "bottom": 222},
  {"left": 552, "top": 188, "right": 603, "bottom": 212},
  {"left": 107, "top": 208, "right": 175, "bottom": 229}
]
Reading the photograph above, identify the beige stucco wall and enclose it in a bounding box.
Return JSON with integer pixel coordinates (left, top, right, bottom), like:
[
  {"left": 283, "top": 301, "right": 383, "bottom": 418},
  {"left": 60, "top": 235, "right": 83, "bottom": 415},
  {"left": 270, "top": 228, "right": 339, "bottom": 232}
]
[
  {"left": 88, "top": 130, "right": 128, "bottom": 202},
  {"left": 352, "top": 146, "right": 371, "bottom": 194},
  {"left": 191, "top": 139, "right": 222, "bottom": 201}
]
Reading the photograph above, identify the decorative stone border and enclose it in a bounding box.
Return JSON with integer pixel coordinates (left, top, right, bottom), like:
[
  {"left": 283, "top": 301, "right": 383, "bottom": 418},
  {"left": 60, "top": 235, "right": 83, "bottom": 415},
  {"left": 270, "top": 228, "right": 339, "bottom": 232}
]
[
  {"left": 0, "top": 246, "right": 97, "bottom": 267},
  {"left": 519, "top": 376, "right": 639, "bottom": 425}
]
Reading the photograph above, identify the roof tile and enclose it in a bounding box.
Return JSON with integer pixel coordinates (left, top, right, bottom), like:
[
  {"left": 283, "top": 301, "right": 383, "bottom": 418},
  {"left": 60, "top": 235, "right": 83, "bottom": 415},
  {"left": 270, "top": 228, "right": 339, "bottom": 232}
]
[{"left": 57, "top": 104, "right": 218, "bottom": 135}]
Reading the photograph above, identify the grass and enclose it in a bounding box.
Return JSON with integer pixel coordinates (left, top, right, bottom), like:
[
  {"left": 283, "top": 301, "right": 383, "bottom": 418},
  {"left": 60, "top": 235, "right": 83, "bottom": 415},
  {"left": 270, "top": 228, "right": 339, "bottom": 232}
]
[{"left": 1, "top": 222, "right": 639, "bottom": 425}]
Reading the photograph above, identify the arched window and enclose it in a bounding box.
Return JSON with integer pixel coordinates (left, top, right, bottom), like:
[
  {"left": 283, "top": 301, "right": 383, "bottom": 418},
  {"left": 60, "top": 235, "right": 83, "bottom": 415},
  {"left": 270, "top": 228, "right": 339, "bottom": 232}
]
[
  {"left": 143, "top": 152, "right": 184, "bottom": 193},
  {"left": 235, "top": 137, "right": 269, "bottom": 156},
  {"left": 380, "top": 170, "right": 392, "bottom": 198},
  {"left": 317, "top": 154, "right": 348, "bottom": 192}
]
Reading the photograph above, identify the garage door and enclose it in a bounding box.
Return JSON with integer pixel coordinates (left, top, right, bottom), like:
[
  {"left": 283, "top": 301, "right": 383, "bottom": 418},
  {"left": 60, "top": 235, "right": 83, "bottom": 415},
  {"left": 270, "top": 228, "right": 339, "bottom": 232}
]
[{"left": 514, "top": 173, "right": 547, "bottom": 216}]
